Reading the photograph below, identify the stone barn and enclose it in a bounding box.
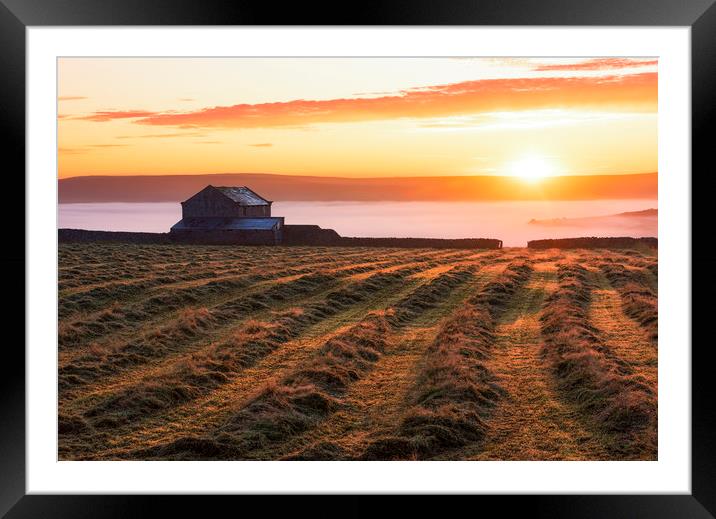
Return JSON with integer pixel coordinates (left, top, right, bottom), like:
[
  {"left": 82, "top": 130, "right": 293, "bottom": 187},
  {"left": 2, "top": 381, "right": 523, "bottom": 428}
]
[{"left": 170, "top": 185, "right": 284, "bottom": 244}]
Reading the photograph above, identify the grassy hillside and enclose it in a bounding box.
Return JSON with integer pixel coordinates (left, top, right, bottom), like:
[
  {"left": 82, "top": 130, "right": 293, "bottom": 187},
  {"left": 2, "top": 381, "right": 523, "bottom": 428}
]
[{"left": 58, "top": 244, "right": 658, "bottom": 460}]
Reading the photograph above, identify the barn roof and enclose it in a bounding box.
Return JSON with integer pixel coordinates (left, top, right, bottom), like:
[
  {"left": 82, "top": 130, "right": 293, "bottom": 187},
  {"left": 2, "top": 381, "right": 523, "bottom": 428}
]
[
  {"left": 214, "top": 186, "right": 271, "bottom": 206},
  {"left": 171, "top": 217, "right": 282, "bottom": 231}
]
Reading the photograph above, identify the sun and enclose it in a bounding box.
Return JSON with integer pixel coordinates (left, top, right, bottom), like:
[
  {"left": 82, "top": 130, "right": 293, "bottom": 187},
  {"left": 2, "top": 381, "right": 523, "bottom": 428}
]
[{"left": 507, "top": 156, "right": 558, "bottom": 182}]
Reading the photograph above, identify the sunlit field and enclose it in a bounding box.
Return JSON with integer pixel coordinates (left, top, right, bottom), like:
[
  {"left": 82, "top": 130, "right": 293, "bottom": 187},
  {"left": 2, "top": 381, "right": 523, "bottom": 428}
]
[{"left": 58, "top": 243, "right": 657, "bottom": 461}]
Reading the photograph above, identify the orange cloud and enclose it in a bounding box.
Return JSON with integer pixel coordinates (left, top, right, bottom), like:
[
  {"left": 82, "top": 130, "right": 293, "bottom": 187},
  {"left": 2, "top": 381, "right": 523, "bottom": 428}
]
[
  {"left": 69, "top": 73, "right": 656, "bottom": 131},
  {"left": 116, "top": 132, "right": 205, "bottom": 139},
  {"left": 533, "top": 58, "right": 657, "bottom": 71},
  {"left": 130, "top": 73, "right": 656, "bottom": 129},
  {"left": 58, "top": 96, "right": 87, "bottom": 101},
  {"left": 76, "top": 110, "right": 157, "bottom": 122},
  {"left": 249, "top": 143, "right": 273, "bottom": 147},
  {"left": 59, "top": 144, "right": 128, "bottom": 153}
]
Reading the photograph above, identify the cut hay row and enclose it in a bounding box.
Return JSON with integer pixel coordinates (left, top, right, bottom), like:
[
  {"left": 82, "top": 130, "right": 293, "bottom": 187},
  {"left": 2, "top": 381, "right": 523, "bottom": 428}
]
[
  {"left": 59, "top": 257, "right": 447, "bottom": 399},
  {"left": 599, "top": 263, "right": 658, "bottom": 343},
  {"left": 59, "top": 252, "right": 363, "bottom": 305},
  {"left": 58, "top": 253, "right": 293, "bottom": 292},
  {"left": 358, "top": 262, "right": 533, "bottom": 460},
  {"left": 58, "top": 248, "right": 383, "bottom": 305},
  {"left": 589, "top": 250, "right": 656, "bottom": 269},
  {"left": 58, "top": 245, "right": 269, "bottom": 286},
  {"left": 74, "top": 269, "right": 417, "bottom": 430},
  {"left": 58, "top": 256, "right": 406, "bottom": 351},
  {"left": 134, "top": 266, "right": 476, "bottom": 460},
  {"left": 58, "top": 242, "right": 380, "bottom": 268},
  {"left": 56, "top": 247, "right": 657, "bottom": 461},
  {"left": 59, "top": 271, "right": 280, "bottom": 346},
  {"left": 58, "top": 244, "right": 440, "bottom": 286},
  {"left": 58, "top": 271, "right": 349, "bottom": 393},
  {"left": 57, "top": 247, "right": 467, "bottom": 316},
  {"left": 539, "top": 264, "right": 657, "bottom": 459},
  {"left": 59, "top": 273, "right": 260, "bottom": 331},
  {"left": 59, "top": 269, "right": 333, "bottom": 356},
  {"left": 387, "top": 267, "right": 478, "bottom": 325},
  {"left": 58, "top": 247, "right": 410, "bottom": 322}
]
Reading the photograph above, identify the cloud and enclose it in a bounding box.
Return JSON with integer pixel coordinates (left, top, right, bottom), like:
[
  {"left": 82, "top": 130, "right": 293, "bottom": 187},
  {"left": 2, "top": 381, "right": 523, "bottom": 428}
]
[
  {"left": 76, "top": 110, "right": 157, "bottom": 122},
  {"left": 58, "top": 96, "right": 87, "bottom": 101},
  {"left": 115, "top": 132, "right": 205, "bottom": 139},
  {"left": 248, "top": 143, "right": 273, "bottom": 147},
  {"left": 416, "top": 110, "right": 653, "bottom": 132},
  {"left": 71, "top": 73, "right": 656, "bottom": 131},
  {"left": 351, "top": 91, "right": 398, "bottom": 97},
  {"left": 194, "top": 141, "right": 221, "bottom": 144},
  {"left": 59, "top": 144, "right": 129, "bottom": 154},
  {"left": 130, "top": 73, "right": 656, "bottom": 129},
  {"left": 532, "top": 58, "right": 657, "bottom": 72},
  {"left": 179, "top": 98, "right": 195, "bottom": 102}
]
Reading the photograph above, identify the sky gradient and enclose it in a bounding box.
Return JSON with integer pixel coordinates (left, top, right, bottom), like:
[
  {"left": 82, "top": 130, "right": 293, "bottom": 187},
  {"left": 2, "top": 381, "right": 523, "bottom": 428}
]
[{"left": 58, "top": 57, "right": 657, "bottom": 179}]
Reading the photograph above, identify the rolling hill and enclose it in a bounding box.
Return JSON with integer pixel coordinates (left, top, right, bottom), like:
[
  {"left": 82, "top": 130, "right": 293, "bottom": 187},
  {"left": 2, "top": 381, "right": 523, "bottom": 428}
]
[{"left": 58, "top": 172, "right": 658, "bottom": 203}]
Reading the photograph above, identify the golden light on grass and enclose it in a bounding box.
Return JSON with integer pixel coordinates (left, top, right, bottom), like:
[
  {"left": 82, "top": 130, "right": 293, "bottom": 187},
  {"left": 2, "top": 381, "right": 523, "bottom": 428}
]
[{"left": 58, "top": 244, "right": 658, "bottom": 461}]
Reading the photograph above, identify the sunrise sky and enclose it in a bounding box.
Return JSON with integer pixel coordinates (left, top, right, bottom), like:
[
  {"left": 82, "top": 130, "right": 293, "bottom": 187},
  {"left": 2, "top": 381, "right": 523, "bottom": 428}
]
[{"left": 57, "top": 57, "right": 657, "bottom": 180}]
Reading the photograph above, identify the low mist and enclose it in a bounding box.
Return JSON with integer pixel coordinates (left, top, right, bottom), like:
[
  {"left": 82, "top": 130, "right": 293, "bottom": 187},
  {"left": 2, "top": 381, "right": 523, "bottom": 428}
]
[{"left": 58, "top": 199, "right": 657, "bottom": 247}]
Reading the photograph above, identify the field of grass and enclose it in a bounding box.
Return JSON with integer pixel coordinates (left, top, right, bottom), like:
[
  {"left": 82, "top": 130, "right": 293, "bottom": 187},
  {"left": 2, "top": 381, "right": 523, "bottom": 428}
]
[{"left": 58, "top": 243, "right": 657, "bottom": 460}]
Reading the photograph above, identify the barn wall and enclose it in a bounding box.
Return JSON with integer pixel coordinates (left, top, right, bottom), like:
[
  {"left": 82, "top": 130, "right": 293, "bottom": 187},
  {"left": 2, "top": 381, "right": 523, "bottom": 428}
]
[
  {"left": 182, "top": 188, "right": 271, "bottom": 218},
  {"left": 244, "top": 205, "right": 271, "bottom": 217},
  {"left": 182, "top": 189, "right": 243, "bottom": 218}
]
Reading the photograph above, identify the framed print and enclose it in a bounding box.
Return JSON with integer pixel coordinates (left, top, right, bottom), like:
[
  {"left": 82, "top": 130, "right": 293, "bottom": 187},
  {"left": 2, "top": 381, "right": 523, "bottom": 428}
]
[{"left": 3, "top": 0, "right": 714, "bottom": 516}]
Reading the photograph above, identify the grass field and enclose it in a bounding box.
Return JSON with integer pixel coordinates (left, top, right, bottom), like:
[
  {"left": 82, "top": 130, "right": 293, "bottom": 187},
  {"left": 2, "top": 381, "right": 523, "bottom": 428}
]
[{"left": 58, "top": 243, "right": 657, "bottom": 460}]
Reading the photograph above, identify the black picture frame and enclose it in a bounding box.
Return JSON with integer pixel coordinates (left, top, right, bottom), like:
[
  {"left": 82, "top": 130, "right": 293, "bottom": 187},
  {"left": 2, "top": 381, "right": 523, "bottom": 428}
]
[{"left": 2, "top": 0, "right": 713, "bottom": 516}]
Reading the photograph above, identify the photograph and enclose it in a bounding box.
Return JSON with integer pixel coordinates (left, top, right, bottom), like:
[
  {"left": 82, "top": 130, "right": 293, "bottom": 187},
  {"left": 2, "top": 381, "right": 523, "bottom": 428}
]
[{"left": 56, "top": 56, "right": 659, "bottom": 462}]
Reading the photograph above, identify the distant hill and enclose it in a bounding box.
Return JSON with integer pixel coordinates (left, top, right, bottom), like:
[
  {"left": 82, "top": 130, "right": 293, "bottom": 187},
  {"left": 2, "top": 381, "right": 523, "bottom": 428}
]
[
  {"left": 617, "top": 208, "right": 658, "bottom": 217},
  {"left": 58, "top": 172, "right": 657, "bottom": 204},
  {"left": 528, "top": 208, "right": 657, "bottom": 227}
]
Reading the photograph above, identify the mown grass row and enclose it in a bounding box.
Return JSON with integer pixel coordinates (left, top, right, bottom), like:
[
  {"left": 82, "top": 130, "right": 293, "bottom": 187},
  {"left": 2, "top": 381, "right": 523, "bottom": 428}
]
[
  {"left": 599, "top": 263, "right": 658, "bottom": 344},
  {"left": 59, "top": 245, "right": 280, "bottom": 288},
  {"left": 133, "top": 266, "right": 476, "bottom": 460},
  {"left": 74, "top": 269, "right": 418, "bottom": 431},
  {"left": 60, "top": 256, "right": 467, "bottom": 398},
  {"left": 58, "top": 247, "right": 457, "bottom": 346},
  {"left": 59, "top": 252, "right": 408, "bottom": 356},
  {"left": 58, "top": 244, "right": 449, "bottom": 290},
  {"left": 58, "top": 242, "right": 375, "bottom": 270},
  {"left": 58, "top": 251, "right": 406, "bottom": 341},
  {"left": 59, "top": 270, "right": 351, "bottom": 393},
  {"left": 357, "top": 262, "right": 533, "bottom": 460},
  {"left": 60, "top": 273, "right": 260, "bottom": 340},
  {"left": 540, "top": 264, "right": 656, "bottom": 459},
  {"left": 58, "top": 245, "right": 414, "bottom": 296},
  {"left": 59, "top": 245, "right": 471, "bottom": 286},
  {"left": 60, "top": 261, "right": 304, "bottom": 317}
]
